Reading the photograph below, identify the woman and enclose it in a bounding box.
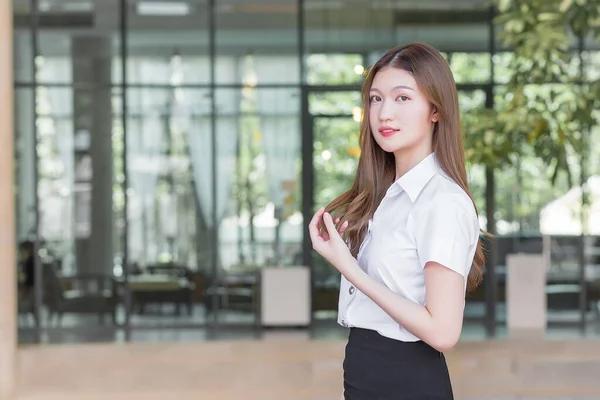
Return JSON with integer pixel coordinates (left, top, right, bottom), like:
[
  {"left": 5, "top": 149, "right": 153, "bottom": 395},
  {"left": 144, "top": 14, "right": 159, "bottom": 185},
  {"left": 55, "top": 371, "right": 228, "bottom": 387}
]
[{"left": 309, "top": 42, "right": 484, "bottom": 399}]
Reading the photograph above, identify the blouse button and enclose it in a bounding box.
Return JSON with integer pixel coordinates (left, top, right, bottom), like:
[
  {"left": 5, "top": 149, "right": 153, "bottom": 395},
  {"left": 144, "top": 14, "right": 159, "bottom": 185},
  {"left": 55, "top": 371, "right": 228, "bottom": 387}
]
[{"left": 349, "top": 286, "right": 355, "bottom": 295}]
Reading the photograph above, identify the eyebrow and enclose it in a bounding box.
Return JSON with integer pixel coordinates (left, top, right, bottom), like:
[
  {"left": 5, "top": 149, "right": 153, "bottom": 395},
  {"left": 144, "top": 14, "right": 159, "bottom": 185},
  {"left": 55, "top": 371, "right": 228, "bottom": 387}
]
[{"left": 370, "top": 85, "right": 415, "bottom": 93}]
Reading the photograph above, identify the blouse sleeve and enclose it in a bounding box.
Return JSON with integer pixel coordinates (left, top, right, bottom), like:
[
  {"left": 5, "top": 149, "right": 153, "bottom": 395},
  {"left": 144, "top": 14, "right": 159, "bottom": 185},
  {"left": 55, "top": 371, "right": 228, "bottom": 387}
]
[{"left": 412, "top": 194, "right": 479, "bottom": 278}]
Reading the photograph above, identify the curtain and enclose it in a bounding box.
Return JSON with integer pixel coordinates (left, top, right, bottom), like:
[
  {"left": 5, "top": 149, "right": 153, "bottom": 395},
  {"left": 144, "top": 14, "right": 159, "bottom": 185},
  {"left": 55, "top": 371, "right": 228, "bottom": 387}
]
[
  {"left": 38, "top": 57, "right": 75, "bottom": 271},
  {"left": 183, "top": 57, "right": 241, "bottom": 228},
  {"left": 253, "top": 56, "right": 301, "bottom": 265},
  {"left": 181, "top": 57, "right": 241, "bottom": 271},
  {"left": 126, "top": 58, "right": 171, "bottom": 265},
  {"left": 253, "top": 56, "right": 300, "bottom": 210}
]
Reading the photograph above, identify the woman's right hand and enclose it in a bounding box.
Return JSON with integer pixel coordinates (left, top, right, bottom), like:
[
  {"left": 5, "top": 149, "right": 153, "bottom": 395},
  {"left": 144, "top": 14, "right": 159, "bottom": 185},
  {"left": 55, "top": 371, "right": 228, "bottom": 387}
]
[{"left": 321, "top": 214, "right": 349, "bottom": 241}]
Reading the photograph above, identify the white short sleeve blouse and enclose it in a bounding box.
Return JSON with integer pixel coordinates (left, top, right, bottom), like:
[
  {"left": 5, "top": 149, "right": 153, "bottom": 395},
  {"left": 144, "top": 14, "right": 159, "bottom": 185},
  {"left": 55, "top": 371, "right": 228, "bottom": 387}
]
[{"left": 337, "top": 153, "right": 480, "bottom": 342}]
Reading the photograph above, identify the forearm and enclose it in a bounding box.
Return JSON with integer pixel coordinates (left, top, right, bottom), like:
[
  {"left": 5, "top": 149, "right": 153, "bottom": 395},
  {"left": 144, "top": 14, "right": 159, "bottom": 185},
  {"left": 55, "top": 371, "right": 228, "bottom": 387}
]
[{"left": 342, "top": 257, "right": 459, "bottom": 352}]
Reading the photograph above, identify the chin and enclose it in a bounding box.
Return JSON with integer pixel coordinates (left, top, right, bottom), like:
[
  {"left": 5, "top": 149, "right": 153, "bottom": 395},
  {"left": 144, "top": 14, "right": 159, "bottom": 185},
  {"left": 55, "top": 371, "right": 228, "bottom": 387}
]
[
  {"left": 379, "top": 145, "right": 401, "bottom": 154},
  {"left": 375, "top": 138, "right": 409, "bottom": 154}
]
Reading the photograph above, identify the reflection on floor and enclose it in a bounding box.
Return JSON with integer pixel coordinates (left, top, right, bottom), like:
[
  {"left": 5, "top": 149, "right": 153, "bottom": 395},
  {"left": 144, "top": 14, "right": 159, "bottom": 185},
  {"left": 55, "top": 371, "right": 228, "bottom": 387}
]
[
  {"left": 17, "top": 318, "right": 600, "bottom": 347},
  {"left": 17, "top": 302, "right": 600, "bottom": 345}
]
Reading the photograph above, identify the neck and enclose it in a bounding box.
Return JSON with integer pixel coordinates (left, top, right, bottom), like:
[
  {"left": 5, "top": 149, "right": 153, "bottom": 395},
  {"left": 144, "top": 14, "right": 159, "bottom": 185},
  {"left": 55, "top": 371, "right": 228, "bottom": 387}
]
[{"left": 394, "top": 146, "right": 433, "bottom": 180}]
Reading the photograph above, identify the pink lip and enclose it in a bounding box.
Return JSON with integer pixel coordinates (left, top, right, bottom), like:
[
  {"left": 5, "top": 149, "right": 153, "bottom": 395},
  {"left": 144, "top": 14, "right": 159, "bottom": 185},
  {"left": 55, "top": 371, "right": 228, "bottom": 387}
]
[{"left": 379, "top": 126, "right": 399, "bottom": 137}]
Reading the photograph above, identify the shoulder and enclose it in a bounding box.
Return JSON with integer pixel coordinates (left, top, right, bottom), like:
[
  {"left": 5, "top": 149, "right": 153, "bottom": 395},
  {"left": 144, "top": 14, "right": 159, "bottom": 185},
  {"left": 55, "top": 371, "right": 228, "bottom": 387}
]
[
  {"left": 416, "top": 173, "right": 477, "bottom": 219},
  {"left": 409, "top": 173, "right": 479, "bottom": 245},
  {"left": 409, "top": 173, "right": 480, "bottom": 275}
]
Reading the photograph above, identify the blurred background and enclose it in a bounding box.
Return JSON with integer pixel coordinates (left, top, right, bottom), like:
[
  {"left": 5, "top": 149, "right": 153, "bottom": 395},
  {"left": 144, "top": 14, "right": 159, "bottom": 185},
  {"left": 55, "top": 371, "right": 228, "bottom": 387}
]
[
  {"left": 6, "top": 1, "right": 600, "bottom": 397},
  {"left": 7, "top": 0, "right": 600, "bottom": 398}
]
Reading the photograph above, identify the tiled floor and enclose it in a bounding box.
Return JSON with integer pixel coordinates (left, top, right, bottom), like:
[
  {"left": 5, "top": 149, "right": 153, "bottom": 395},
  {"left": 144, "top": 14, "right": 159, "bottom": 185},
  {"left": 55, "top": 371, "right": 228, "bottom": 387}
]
[
  {"left": 15, "top": 334, "right": 600, "bottom": 400},
  {"left": 15, "top": 303, "right": 600, "bottom": 399},
  {"left": 17, "top": 302, "right": 600, "bottom": 345}
]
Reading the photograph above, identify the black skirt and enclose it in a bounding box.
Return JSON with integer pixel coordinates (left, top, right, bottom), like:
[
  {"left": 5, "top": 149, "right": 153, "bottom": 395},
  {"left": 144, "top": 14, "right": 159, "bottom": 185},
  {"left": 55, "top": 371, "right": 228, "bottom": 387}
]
[{"left": 343, "top": 328, "right": 454, "bottom": 400}]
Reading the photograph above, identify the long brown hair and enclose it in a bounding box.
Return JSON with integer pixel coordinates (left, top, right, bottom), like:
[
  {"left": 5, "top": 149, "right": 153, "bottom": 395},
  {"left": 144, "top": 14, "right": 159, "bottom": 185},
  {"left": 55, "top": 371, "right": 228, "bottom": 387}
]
[{"left": 323, "top": 42, "right": 484, "bottom": 292}]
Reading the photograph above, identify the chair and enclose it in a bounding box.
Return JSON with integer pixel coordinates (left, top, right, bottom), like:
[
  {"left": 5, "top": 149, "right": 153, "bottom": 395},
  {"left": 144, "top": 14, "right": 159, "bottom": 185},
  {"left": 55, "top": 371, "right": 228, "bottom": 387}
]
[
  {"left": 204, "top": 271, "right": 260, "bottom": 322},
  {"left": 43, "top": 262, "right": 119, "bottom": 326}
]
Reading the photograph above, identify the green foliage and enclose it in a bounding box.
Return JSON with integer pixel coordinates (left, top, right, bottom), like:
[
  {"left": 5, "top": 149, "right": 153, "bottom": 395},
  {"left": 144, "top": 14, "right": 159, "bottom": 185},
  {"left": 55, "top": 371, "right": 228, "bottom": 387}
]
[
  {"left": 309, "top": 91, "right": 362, "bottom": 115},
  {"left": 313, "top": 117, "right": 361, "bottom": 208},
  {"left": 465, "top": 0, "right": 600, "bottom": 187},
  {"left": 306, "top": 54, "right": 364, "bottom": 86},
  {"left": 495, "top": 0, "right": 573, "bottom": 84},
  {"left": 558, "top": 0, "right": 600, "bottom": 38},
  {"left": 450, "top": 53, "right": 492, "bottom": 83}
]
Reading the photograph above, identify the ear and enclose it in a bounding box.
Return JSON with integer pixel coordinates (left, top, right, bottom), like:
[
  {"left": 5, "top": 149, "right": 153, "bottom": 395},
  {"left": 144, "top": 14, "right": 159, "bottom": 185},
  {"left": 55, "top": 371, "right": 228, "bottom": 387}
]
[{"left": 431, "top": 107, "right": 439, "bottom": 123}]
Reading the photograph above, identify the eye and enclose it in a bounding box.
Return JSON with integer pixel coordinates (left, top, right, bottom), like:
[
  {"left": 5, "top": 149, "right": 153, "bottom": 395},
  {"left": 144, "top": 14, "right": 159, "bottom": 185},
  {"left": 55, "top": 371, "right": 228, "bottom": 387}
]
[
  {"left": 397, "top": 95, "right": 409, "bottom": 102},
  {"left": 369, "top": 95, "right": 381, "bottom": 103}
]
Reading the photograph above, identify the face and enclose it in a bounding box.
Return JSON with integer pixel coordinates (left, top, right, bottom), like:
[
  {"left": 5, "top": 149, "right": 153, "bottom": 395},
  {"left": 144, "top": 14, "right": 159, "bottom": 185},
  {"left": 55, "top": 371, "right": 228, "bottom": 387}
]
[{"left": 368, "top": 67, "right": 438, "bottom": 158}]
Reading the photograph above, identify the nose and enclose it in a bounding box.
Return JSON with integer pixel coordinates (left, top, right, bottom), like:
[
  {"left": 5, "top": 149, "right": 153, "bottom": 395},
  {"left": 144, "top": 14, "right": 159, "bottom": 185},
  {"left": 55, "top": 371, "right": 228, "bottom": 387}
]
[{"left": 378, "top": 98, "right": 394, "bottom": 122}]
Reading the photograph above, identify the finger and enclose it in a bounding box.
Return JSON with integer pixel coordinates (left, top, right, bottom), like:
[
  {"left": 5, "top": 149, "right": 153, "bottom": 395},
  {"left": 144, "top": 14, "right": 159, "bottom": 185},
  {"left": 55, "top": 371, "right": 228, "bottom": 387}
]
[
  {"left": 326, "top": 216, "right": 339, "bottom": 240},
  {"left": 321, "top": 223, "right": 330, "bottom": 241},
  {"left": 308, "top": 208, "right": 325, "bottom": 242},
  {"left": 322, "top": 212, "right": 340, "bottom": 239},
  {"left": 340, "top": 220, "right": 349, "bottom": 233},
  {"left": 309, "top": 207, "right": 324, "bottom": 231}
]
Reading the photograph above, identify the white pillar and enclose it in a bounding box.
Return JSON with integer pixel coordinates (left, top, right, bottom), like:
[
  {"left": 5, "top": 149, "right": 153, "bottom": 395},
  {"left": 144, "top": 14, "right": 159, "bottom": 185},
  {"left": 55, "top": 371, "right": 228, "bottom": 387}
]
[
  {"left": 71, "top": 36, "right": 114, "bottom": 276},
  {"left": 0, "top": 0, "right": 17, "bottom": 397},
  {"left": 14, "top": 31, "right": 35, "bottom": 242}
]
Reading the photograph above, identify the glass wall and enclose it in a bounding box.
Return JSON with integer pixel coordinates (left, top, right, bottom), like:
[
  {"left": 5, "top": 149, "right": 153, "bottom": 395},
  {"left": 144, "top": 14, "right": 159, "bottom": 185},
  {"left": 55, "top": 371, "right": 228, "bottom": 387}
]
[
  {"left": 14, "top": 0, "right": 600, "bottom": 343},
  {"left": 122, "top": 0, "right": 210, "bottom": 331}
]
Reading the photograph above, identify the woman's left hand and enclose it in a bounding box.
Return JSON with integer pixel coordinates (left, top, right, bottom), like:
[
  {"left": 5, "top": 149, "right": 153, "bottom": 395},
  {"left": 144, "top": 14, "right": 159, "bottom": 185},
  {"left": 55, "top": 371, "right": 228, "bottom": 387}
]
[{"left": 309, "top": 207, "right": 354, "bottom": 273}]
